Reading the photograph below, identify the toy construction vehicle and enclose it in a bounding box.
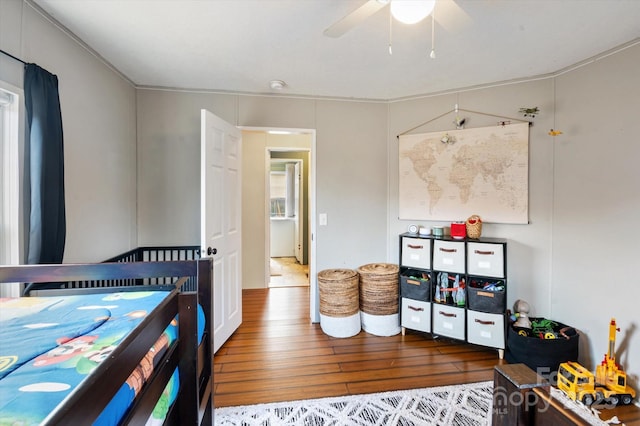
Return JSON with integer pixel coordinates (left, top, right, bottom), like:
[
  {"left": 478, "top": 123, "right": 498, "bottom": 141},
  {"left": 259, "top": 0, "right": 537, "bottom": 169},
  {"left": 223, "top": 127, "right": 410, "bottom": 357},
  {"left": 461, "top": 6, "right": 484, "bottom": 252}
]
[{"left": 557, "top": 318, "right": 636, "bottom": 406}]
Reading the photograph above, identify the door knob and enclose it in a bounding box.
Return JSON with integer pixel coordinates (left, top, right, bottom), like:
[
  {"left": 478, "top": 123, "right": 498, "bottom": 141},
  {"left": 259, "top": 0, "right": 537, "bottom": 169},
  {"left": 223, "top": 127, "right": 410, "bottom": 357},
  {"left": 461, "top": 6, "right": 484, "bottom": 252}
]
[{"left": 207, "top": 247, "right": 217, "bottom": 256}]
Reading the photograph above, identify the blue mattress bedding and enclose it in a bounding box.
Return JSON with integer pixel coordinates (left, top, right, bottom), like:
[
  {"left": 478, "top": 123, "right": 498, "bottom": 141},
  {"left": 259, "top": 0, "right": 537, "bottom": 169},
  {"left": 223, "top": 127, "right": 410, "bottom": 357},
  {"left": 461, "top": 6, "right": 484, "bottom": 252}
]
[{"left": 0, "top": 291, "right": 205, "bottom": 425}]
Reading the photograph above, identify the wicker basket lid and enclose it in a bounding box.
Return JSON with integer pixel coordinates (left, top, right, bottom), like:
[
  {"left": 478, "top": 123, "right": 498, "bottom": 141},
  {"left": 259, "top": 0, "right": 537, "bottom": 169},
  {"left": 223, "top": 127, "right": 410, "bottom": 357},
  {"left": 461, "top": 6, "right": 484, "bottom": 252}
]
[
  {"left": 356, "top": 263, "right": 399, "bottom": 278},
  {"left": 318, "top": 268, "right": 358, "bottom": 282}
]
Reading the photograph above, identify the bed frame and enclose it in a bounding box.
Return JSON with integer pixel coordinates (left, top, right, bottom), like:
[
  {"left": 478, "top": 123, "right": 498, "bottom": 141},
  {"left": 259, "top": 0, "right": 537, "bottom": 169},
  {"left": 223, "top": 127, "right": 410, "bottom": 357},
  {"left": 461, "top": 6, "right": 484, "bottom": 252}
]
[
  {"left": 0, "top": 258, "right": 213, "bottom": 426},
  {"left": 530, "top": 387, "right": 592, "bottom": 426},
  {"left": 22, "top": 245, "right": 201, "bottom": 295}
]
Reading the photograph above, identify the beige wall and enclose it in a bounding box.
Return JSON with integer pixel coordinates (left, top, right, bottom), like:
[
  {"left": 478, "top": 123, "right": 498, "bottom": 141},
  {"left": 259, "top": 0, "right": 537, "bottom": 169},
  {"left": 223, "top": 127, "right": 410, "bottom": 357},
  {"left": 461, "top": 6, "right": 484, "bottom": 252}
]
[
  {"left": 136, "top": 93, "right": 390, "bottom": 291},
  {"left": 551, "top": 44, "right": 640, "bottom": 374},
  {"left": 388, "top": 80, "right": 556, "bottom": 315},
  {"left": 2, "top": 0, "right": 639, "bottom": 387},
  {"left": 135, "top": 90, "right": 234, "bottom": 246},
  {"left": 0, "top": 0, "right": 137, "bottom": 262}
]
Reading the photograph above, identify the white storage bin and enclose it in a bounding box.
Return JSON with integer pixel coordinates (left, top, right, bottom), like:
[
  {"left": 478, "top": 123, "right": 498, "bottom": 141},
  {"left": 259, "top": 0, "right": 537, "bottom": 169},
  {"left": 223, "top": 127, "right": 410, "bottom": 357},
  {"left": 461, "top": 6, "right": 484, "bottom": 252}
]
[
  {"left": 467, "top": 242, "right": 505, "bottom": 278},
  {"left": 432, "top": 305, "right": 465, "bottom": 340},
  {"left": 432, "top": 240, "right": 465, "bottom": 273},
  {"left": 467, "top": 310, "right": 505, "bottom": 349},
  {"left": 401, "top": 298, "right": 431, "bottom": 333},
  {"left": 401, "top": 237, "right": 431, "bottom": 269}
]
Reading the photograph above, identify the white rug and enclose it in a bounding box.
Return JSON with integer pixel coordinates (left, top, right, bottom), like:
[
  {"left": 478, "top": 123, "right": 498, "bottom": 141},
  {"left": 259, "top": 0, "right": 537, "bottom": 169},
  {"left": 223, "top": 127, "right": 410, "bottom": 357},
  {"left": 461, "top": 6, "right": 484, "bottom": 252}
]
[
  {"left": 215, "top": 381, "right": 621, "bottom": 426},
  {"left": 215, "top": 381, "right": 493, "bottom": 426}
]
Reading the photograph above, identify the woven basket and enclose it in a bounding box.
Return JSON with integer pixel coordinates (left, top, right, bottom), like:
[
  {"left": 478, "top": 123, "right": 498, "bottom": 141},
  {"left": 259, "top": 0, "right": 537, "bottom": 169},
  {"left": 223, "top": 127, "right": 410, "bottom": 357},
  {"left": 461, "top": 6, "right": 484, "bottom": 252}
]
[
  {"left": 357, "top": 263, "right": 399, "bottom": 316},
  {"left": 466, "top": 215, "right": 482, "bottom": 239},
  {"left": 318, "top": 269, "right": 360, "bottom": 318}
]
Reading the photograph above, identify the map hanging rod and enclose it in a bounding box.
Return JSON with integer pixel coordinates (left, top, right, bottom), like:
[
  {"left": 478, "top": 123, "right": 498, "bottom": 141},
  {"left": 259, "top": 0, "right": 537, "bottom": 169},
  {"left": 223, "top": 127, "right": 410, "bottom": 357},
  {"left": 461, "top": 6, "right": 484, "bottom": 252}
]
[{"left": 397, "top": 106, "right": 530, "bottom": 139}]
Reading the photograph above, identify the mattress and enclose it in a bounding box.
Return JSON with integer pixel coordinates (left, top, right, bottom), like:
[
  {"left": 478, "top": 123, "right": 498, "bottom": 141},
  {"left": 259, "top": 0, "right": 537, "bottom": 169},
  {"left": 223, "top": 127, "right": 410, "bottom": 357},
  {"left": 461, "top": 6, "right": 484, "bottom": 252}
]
[{"left": 0, "top": 290, "right": 205, "bottom": 425}]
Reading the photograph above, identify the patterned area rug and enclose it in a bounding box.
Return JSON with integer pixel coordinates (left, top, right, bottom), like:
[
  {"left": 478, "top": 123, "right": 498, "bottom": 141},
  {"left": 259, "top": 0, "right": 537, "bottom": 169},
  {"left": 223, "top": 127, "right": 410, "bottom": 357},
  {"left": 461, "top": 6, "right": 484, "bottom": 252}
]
[
  {"left": 215, "top": 381, "right": 493, "bottom": 426},
  {"left": 215, "top": 381, "right": 618, "bottom": 426}
]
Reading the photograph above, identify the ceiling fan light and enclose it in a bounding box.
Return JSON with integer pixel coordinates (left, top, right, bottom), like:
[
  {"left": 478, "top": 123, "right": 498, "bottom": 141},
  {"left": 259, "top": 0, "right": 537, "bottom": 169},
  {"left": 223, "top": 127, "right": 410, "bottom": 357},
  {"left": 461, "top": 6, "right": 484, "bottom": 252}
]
[{"left": 390, "top": 0, "right": 435, "bottom": 25}]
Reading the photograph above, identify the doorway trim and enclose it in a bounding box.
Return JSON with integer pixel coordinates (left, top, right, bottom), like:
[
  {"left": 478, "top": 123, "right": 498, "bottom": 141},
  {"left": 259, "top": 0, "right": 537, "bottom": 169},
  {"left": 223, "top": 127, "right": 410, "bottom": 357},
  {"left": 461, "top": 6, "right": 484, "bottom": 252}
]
[{"left": 241, "top": 126, "right": 318, "bottom": 323}]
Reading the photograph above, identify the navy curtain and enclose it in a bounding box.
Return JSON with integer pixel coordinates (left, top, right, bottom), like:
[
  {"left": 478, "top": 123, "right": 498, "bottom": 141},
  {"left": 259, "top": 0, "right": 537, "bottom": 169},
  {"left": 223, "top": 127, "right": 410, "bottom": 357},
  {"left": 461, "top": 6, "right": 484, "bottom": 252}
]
[{"left": 24, "top": 63, "right": 66, "bottom": 265}]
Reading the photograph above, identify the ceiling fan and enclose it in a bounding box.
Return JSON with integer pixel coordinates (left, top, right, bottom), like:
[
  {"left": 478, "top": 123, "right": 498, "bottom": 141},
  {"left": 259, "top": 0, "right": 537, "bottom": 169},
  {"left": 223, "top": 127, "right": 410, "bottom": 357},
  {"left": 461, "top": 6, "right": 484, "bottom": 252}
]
[{"left": 323, "top": 0, "right": 436, "bottom": 38}]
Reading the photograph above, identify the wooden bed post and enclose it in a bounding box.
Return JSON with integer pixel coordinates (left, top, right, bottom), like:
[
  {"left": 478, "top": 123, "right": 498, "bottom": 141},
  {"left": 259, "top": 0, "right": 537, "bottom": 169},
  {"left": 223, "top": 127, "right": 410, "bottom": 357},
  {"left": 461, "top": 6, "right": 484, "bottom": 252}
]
[
  {"left": 178, "top": 293, "right": 199, "bottom": 424},
  {"left": 198, "top": 258, "right": 214, "bottom": 425}
]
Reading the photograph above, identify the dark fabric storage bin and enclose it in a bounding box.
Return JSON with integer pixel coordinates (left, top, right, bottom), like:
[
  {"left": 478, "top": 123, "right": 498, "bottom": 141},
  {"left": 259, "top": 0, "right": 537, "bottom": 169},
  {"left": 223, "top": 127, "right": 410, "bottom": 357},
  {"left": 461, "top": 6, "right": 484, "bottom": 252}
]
[
  {"left": 505, "top": 318, "right": 579, "bottom": 377},
  {"left": 467, "top": 286, "right": 505, "bottom": 313},
  {"left": 400, "top": 271, "right": 431, "bottom": 301}
]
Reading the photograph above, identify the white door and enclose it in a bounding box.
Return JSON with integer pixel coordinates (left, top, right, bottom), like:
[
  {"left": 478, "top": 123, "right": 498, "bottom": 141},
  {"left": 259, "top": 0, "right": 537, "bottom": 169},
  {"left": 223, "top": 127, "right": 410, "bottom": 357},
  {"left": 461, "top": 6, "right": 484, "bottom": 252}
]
[{"left": 201, "top": 109, "right": 242, "bottom": 353}]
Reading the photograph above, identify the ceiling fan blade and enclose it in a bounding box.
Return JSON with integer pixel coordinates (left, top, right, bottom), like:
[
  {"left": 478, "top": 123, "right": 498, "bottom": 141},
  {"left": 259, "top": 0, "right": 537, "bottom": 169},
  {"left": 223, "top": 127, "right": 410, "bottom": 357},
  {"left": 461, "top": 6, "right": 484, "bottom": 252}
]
[
  {"left": 323, "top": 0, "right": 388, "bottom": 38},
  {"left": 436, "top": 0, "right": 472, "bottom": 34}
]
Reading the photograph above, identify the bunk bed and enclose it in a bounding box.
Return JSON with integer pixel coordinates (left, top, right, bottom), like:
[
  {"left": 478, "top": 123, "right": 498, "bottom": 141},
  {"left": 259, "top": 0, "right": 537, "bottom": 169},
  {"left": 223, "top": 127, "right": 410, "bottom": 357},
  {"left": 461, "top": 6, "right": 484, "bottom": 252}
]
[{"left": 0, "top": 258, "right": 213, "bottom": 425}]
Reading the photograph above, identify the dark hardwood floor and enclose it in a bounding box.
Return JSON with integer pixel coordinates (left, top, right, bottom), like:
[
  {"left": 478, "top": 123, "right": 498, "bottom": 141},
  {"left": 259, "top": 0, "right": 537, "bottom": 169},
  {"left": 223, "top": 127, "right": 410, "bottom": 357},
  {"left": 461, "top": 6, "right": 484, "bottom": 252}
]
[
  {"left": 213, "top": 287, "right": 640, "bottom": 425},
  {"left": 213, "top": 286, "right": 504, "bottom": 407}
]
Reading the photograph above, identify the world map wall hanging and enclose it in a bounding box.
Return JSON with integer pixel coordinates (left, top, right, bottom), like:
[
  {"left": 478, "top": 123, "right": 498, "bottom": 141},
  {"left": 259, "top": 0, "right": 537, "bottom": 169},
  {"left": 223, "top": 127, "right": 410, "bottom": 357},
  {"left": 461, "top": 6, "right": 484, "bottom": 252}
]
[{"left": 398, "top": 122, "right": 529, "bottom": 224}]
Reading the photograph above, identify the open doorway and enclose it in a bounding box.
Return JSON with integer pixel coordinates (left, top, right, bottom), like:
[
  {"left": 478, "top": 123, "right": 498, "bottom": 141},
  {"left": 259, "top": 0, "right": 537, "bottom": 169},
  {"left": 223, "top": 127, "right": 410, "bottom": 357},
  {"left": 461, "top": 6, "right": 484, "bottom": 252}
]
[
  {"left": 240, "top": 128, "right": 317, "bottom": 322},
  {"left": 268, "top": 157, "right": 309, "bottom": 287}
]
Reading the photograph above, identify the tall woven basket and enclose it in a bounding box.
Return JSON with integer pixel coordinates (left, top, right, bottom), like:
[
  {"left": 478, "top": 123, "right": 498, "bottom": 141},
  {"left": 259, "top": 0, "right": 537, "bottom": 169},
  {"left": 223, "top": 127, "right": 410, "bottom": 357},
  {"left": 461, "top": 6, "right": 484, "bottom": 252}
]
[
  {"left": 466, "top": 215, "right": 482, "bottom": 239},
  {"left": 357, "top": 263, "right": 399, "bottom": 315},
  {"left": 318, "top": 269, "right": 360, "bottom": 317},
  {"left": 357, "top": 263, "right": 401, "bottom": 336},
  {"left": 318, "top": 268, "right": 361, "bottom": 338}
]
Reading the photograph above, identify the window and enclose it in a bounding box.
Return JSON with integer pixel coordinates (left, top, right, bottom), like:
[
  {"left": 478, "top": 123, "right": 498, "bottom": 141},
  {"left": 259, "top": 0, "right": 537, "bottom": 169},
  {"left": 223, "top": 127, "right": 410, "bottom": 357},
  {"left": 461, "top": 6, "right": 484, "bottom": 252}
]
[
  {"left": 0, "top": 81, "right": 23, "bottom": 297},
  {"left": 269, "top": 161, "right": 299, "bottom": 218},
  {"left": 269, "top": 171, "right": 286, "bottom": 218},
  {"left": 558, "top": 366, "right": 575, "bottom": 383}
]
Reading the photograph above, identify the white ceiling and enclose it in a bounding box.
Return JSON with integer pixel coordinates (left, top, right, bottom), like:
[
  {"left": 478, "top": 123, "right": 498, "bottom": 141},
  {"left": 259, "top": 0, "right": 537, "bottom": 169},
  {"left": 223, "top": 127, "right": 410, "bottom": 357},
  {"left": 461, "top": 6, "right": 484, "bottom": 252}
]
[{"left": 32, "top": 0, "right": 640, "bottom": 101}]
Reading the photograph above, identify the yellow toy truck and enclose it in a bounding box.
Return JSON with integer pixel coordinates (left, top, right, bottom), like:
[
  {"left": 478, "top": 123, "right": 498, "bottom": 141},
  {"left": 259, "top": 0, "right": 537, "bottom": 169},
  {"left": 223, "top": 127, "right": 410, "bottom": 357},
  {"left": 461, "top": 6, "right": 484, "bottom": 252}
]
[{"left": 557, "top": 318, "right": 636, "bottom": 406}]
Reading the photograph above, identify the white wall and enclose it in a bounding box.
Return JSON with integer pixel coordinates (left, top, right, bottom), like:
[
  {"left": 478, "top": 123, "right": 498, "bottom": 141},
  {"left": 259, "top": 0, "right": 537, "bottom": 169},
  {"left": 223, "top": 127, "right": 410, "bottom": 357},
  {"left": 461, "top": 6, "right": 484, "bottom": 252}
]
[
  {"left": 0, "top": 0, "right": 137, "bottom": 262},
  {"left": 270, "top": 219, "right": 295, "bottom": 257}
]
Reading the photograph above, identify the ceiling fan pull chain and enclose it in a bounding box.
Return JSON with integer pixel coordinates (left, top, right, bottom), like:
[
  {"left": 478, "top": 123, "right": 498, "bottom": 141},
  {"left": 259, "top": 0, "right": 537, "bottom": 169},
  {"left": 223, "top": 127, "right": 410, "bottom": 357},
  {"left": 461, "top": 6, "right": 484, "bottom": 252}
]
[{"left": 388, "top": 6, "right": 393, "bottom": 55}]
